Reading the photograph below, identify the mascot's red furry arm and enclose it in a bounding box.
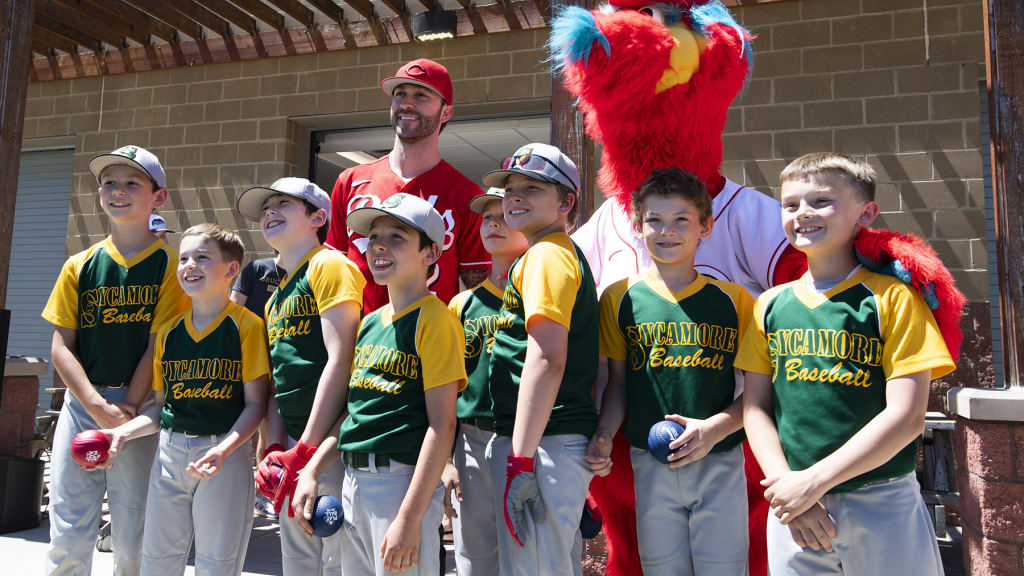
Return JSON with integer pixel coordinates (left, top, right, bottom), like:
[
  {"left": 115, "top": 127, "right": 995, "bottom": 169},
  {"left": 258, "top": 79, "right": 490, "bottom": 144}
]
[{"left": 550, "top": 2, "right": 965, "bottom": 576}]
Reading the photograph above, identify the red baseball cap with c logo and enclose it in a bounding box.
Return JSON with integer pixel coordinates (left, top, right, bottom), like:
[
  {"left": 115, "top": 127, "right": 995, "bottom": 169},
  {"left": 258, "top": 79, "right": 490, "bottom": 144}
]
[{"left": 380, "top": 59, "right": 453, "bottom": 104}]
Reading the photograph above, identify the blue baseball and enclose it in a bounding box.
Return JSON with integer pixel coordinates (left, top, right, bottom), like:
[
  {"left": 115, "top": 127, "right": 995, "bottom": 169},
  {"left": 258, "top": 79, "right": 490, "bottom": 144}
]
[
  {"left": 312, "top": 494, "right": 343, "bottom": 537},
  {"left": 648, "top": 420, "right": 685, "bottom": 464}
]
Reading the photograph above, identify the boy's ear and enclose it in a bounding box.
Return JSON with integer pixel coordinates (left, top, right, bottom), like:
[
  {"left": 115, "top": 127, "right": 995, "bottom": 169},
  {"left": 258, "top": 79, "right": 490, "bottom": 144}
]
[
  {"left": 310, "top": 208, "right": 328, "bottom": 228},
  {"left": 698, "top": 215, "right": 714, "bottom": 241},
  {"left": 423, "top": 242, "right": 442, "bottom": 267},
  {"left": 226, "top": 260, "right": 241, "bottom": 281},
  {"left": 857, "top": 201, "right": 879, "bottom": 228},
  {"left": 558, "top": 191, "right": 577, "bottom": 217},
  {"left": 152, "top": 188, "right": 168, "bottom": 209}
]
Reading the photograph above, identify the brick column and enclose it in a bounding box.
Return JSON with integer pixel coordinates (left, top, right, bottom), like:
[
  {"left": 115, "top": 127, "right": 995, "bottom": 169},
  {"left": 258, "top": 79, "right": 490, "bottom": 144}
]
[{"left": 0, "top": 357, "right": 46, "bottom": 459}]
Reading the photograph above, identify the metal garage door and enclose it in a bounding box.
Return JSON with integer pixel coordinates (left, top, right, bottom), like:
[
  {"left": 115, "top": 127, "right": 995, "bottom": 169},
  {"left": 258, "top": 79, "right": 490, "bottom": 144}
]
[{"left": 7, "top": 148, "right": 74, "bottom": 413}]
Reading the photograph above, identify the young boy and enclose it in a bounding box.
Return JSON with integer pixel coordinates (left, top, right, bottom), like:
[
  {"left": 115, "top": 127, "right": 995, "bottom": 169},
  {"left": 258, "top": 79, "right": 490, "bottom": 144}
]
[
  {"left": 293, "top": 193, "right": 466, "bottom": 576},
  {"left": 42, "top": 145, "right": 189, "bottom": 576},
  {"left": 736, "top": 153, "right": 955, "bottom": 575},
  {"left": 235, "top": 177, "right": 365, "bottom": 576},
  {"left": 443, "top": 187, "right": 529, "bottom": 575},
  {"left": 586, "top": 168, "right": 752, "bottom": 576},
  {"left": 483, "top": 143, "right": 598, "bottom": 576},
  {"left": 92, "top": 223, "right": 270, "bottom": 576}
]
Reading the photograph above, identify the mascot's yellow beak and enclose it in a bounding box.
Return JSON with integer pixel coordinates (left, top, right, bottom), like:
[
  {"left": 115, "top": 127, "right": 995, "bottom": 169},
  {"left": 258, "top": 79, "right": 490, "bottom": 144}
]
[{"left": 655, "top": 25, "right": 707, "bottom": 94}]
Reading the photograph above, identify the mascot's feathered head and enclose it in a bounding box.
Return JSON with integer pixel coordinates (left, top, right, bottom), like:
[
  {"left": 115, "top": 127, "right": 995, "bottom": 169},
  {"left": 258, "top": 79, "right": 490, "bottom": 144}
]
[{"left": 550, "top": 0, "right": 753, "bottom": 208}]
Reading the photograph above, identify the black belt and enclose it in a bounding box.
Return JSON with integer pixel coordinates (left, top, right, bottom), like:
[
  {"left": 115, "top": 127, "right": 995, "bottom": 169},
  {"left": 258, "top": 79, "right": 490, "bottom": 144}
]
[
  {"left": 460, "top": 417, "right": 495, "bottom": 432},
  {"left": 94, "top": 382, "right": 127, "bottom": 389},
  {"left": 344, "top": 452, "right": 391, "bottom": 469}
]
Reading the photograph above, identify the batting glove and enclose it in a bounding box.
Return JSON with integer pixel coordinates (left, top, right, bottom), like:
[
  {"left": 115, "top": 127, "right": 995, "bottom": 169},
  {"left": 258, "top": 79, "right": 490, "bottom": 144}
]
[
  {"left": 503, "top": 455, "right": 546, "bottom": 547},
  {"left": 270, "top": 441, "right": 318, "bottom": 517},
  {"left": 254, "top": 444, "right": 286, "bottom": 499}
]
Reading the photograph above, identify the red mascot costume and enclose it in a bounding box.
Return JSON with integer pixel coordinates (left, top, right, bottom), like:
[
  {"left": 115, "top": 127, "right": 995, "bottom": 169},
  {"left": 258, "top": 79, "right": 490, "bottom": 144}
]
[{"left": 549, "top": 2, "right": 966, "bottom": 575}]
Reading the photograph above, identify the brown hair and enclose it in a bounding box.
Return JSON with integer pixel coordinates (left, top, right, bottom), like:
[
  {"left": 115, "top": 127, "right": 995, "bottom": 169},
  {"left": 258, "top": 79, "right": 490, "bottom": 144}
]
[
  {"left": 180, "top": 223, "right": 245, "bottom": 265},
  {"left": 631, "top": 168, "right": 712, "bottom": 229},
  {"left": 780, "top": 152, "right": 877, "bottom": 202}
]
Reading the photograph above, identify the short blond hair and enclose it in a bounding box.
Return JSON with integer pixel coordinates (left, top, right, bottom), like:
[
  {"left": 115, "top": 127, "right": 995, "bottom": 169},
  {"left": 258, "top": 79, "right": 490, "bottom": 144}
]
[
  {"left": 780, "top": 153, "right": 876, "bottom": 202},
  {"left": 180, "top": 223, "right": 245, "bottom": 265}
]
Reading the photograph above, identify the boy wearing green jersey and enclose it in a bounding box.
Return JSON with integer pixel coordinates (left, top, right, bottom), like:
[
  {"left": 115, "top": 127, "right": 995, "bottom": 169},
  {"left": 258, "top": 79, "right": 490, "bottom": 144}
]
[
  {"left": 483, "top": 143, "right": 599, "bottom": 576},
  {"left": 443, "top": 187, "right": 529, "bottom": 576},
  {"left": 92, "top": 224, "right": 270, "bottom": 576},
  {"left": 43, "top": 145, "right": 189, "bottom": 576},
  {"left": 236, "top": 177, "right": 365, "bottom": 576},
  {"left": 736, "top": 153, "right": 955, "bottom": 575},
  {"left": 587, "top": 168, "right": 753, "bottom": 576},
  {"left": 294, "top": 193, "right": 466, "bottom": 575}
]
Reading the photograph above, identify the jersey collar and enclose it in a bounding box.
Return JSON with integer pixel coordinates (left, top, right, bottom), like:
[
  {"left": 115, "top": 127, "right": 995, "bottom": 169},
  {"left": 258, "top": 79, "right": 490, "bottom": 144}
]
[
  {"left": 102, "top": 236, "right": 164, "bottom": 268},
  {"left": 382, "top": 293, "right": 434, "bottom": 326},
  {"left": 641, "top": 268, "right": 708, "bottom": 303},
  {"left": 792, "top": 267, "right": 871, "bottom": 309},
  {"left": 184, "top": 301, "right": 236, "bottom": 342},
  {"left": 280, "top": 245, "right": 323, "bottom": 288}
]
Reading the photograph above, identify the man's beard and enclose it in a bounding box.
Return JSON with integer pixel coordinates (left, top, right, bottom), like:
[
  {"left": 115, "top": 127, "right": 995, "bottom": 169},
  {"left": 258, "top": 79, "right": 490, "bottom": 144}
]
[{"left": 392, "top": 108, "right": 442, "bottom": 144}]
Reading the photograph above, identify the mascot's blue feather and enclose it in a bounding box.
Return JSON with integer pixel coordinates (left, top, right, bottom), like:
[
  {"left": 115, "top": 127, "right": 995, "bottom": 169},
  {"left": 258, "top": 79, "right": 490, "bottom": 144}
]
[
  {"left": 690, "top": 1, "right": 754, "bottom": 80},
  {"left": 548, "top": 6, "right": 611, "bottom": 72}
]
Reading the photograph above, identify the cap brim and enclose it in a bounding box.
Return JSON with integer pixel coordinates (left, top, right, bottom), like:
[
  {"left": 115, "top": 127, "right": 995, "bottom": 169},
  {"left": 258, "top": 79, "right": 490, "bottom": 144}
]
[
  {"left": 346, "top": 207, "right": 428, "bottom": 240},
  {"left": 89, "top": 155, "right": 164, "bottom": 189},
  {"left": 380, "top": 77, "right": 446, "bottom": 102},
  {"left": 469, "top": 193, "right": 505, "bottom": 214},
  {"left": 236, "top": 186, "right": 280, "bottom": 221},
  {"left": 482, "top": 168, "right": 560, "bottom": 190}
]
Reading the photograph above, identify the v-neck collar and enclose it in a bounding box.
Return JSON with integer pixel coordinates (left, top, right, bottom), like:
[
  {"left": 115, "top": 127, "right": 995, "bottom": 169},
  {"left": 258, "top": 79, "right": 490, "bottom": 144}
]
[
  {"left": 480, "top": 278, "right": 504, "bottom": 299},
  {"left": 184, "top": 302, "right": 235, "bottom": 342},
  {"left": 641, "top": 269, "right": 708, "bottom": 304},
  {"left": 102, "top": 236, "right": 163, "bottom": 268},
  {"left": 381, "top": 294, "right": 433, "bottom": 326},
  {"left": 791, "top": 267, "right": 871, "bottom": 309}
]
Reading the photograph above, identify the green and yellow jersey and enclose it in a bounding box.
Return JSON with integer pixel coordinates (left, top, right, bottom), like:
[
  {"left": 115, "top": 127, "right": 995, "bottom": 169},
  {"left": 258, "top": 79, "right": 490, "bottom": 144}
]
[
  {"left": 735, "top": 267, "right": 956, "bottom": 493},
  {"left": 266, "top": 246, "right": 365, "bottom": 439},
  {"left": 42, "top": 237, "right": 188, "bottom": 387},
  {"left": 448, "top": 279, "right": 505, "bottom": 421},
  {"left": 489, "top": 232, "right": 599, "bottom": 438},
  {"left": 600, "top": 271, "right": 753, "bottom": 452},
  {"left": 153, "top": 302, "right": 270, "bottom": 435},
  {"left": 338, "top": 294, "right": 467, "bottom": 464}
]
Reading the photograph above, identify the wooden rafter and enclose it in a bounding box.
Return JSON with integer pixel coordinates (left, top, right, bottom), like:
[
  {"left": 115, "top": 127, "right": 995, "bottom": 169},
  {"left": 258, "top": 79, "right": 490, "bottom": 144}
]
[
  {"left": 157, "top": 0, "right": 232, "bottom": 38},
  {"left": 378, "top": 0, "right": 408, "bottom": 16},
  {"left": 125, "top": 0, "right": 203, "bottom": 40},
  {"left": 454, "top": 0, "right": 488, "bottom": 34},
  {"left": 35, "top": 13, "right": 104, "bottom": 53},
  {"left": 200, "top": 0, "right": 261, "bottom": 35},
  {"left": 418, "top": 0, "right": 441, "bottom": 11},
  {"left": 232, "top": 0, "right": 287, "bottom": 30},
  {"left": 32, "top": 26, "right": 78, "bottom": 54},
  {"left": 54, "top": 0, "right": 152, "bottom": 45},
  {"left": 84, "top": 0, "right": 178, "bottom": 43},
  {"left": 32, "top": 41, "right": 55, "bottom": 58},
  {"left": 37, "top": 0, "right": 127, "bottom": 48},
  {"left": 264, "top": 0, "right": 316, "bottom": 28}
]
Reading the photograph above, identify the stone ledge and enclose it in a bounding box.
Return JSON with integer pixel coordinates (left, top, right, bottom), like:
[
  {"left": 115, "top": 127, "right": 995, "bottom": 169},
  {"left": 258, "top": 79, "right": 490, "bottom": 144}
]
[
  {"left": 3, "top": 357, "right": 49, "bottom": 378},
  {"left": 948, "top": 386, "right": 1024, "bottom": 422}
]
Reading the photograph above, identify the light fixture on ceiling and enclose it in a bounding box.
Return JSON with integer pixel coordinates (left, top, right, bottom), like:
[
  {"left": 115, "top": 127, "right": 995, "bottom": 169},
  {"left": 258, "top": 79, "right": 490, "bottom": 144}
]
[{"left": 411, "top": 10, "right": 457, "bottom": 42}]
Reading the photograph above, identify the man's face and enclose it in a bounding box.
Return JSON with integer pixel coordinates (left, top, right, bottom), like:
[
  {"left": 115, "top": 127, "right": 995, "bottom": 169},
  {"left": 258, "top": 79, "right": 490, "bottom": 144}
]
[{"left": 390, "top": 83, "right": 449, "bottom": 144}]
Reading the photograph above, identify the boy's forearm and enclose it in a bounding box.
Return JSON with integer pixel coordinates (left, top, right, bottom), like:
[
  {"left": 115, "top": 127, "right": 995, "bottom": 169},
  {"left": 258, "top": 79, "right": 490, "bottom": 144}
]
[
  {"left": 51, "top": 329, "right": 102, "bottom": 408},
  {"left": 299, "top": 358, "right": 350, "bottom": 446},
  {"left": 123, "top": 335, "right": 156, "bottom": 408},
  {"left": 115, "top": 401, "right": 163, "bottom": 441},
  {"left": 399, "top": 420, "right": 456, "bottom": 521},
  {"left": 705, "top": 395, "right": 745, "bottom": 439},
  {"left": 307, "top": 412, "right": 346, "bottom": 479},
  {"left": 594, "top": 361, "right": 627, "bottom": 436},
  {"left": 264, "top": 386, "right": 288, "bottom": 448},
  {"left": 742, "top": 372, "right": 791, "bottom": 479},
  {"left": 512, "top": 342, "right": 564, "bottom": 458},
  {"left": 214, "top": 402, "right": 266, "bottom": 460}
]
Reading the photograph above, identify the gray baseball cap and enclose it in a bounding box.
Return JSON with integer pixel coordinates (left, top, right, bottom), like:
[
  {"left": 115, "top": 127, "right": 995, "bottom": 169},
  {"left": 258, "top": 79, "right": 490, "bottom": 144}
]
[
  {"left": 236, "top": 177, "right": 331, "bottom": 222},
  {"left": 482, "top": 143, "right": 580, "bottom": 191},
  {"left": 90, "top": 145, "right": 167, "bottom": 190},
  {"left": 469, "top": 187, "right": 507, "bottom": 214},
  {"left": 148, "top": 213, "right": 174, "bottom": 233},
  {"left": 346, "top": 193, "right": 445, "bottom": 247}
]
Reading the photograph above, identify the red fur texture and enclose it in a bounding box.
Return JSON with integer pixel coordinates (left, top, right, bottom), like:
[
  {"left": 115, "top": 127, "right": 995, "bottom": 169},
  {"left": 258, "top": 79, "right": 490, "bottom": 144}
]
[{"left": 854, "top": 227, "right": 967, "bottom": 359}]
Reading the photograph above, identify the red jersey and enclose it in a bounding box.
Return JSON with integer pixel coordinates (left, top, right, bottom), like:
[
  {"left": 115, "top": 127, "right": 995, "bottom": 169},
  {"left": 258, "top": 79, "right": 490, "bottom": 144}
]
[{"left": 326, "top": 155, "right": 491, "bottom": 313}]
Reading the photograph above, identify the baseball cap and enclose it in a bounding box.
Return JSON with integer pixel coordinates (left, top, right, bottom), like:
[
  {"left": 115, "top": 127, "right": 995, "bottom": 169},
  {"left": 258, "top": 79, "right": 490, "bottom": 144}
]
[
  {"left": 346, "top": 193, "right": 445, "bottom": 248},
  {"left": 482, "top": 143, "right": 580, "bottom": 191},
  {"left": 469, "top": 187, "right": 507, "bottom": 214},
  {"left": 89, "top": 145, "right": 167, "bottom": 190},
  {"left": 236, "top": 177, "right": 331, "bottom": 222},
  {"left": 148, "top": 213, "right": 174, "bottom": 234},
  {"left": 381, "top": 59, "right": 453, "bottom": 104}
]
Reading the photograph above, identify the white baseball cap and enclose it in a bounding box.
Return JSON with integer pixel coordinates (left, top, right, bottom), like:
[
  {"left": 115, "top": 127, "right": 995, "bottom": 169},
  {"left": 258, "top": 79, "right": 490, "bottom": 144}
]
[
  {"left": 148, "top": 213, "right": 174, "bottom": 233},
  {"left": 346, "top": 193, "right": 445, "bottom": 247},
  {"left": 469, "top": 187, "right": 507, "bottom": 214},
  {"left": 482, "top": 143, "right": 580, "bottom": 191},
  {"left": 89, "top": 145, "right": 167, "bottom": 190},
  {"left": 236, "top": 177, "right": 331, "bottom": 222}
]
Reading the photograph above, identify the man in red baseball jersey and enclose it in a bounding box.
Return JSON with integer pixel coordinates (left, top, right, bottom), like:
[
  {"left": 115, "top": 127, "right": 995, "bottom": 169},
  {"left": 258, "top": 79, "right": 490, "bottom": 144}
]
[{"left": 325, "top": 59, "right": 491, "bottom": 312}]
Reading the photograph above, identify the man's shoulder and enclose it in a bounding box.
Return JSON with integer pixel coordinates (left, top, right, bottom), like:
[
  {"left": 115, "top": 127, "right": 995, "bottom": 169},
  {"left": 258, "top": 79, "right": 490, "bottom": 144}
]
[
  {"left": 337, "top": 156, "right": 390, "bottom": 187},
  {"left": 430, "top": 160, "right": 482, "bottom": 195}
]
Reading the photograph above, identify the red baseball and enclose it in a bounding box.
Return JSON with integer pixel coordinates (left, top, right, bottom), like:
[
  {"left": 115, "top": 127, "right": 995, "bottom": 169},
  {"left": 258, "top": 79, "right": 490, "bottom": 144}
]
[{"left": 71, "top": 430, "right": 110, "bottom": 467}]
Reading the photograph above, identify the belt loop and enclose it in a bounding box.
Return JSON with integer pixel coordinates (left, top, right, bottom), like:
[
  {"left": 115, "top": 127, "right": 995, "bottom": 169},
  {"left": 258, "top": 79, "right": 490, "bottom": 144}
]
[{"left": 369, "top": 453, "right": 378, "bottom": 474}]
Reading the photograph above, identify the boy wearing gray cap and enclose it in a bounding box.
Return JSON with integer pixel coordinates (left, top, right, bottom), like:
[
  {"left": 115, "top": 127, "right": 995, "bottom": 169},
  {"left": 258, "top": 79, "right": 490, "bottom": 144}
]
[
  {"left": 293, "top": 193, "right": 467, "bottom": 575},
  {"left": 236, "top": 177, "right": 365, "bottom": 576},
  {"left": 43, "top": 145, "right": 189, "bottom": 575}
]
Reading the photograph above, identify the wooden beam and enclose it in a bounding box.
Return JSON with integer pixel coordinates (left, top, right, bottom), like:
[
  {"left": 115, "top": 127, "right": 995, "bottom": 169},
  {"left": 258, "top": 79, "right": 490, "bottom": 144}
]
[
  {"left": 378, "top": 0, "right": 408, "bottom": 18},
  {"left": 35, "top": 13, "right": 102, "bottom": 52},
  {"left": 417, "top": 0, "right": 441, "bottom": 11},
  {"left": 125, "top": 0, "right": 203, "bottom": 40},
  {"left": 201, "top": 0, "right": 261, "bottom": 35},
  {"left": 263, "top": 0, "right": 315, "bottom": 28},
  {"left": 85, "top": 0, "right": 178, "bottom": 43},
  {"left": 157, "top": 0, "right": 232, "bottom": 38},
  {"left": 36, "top": 0, "right": 127, "bottom": 48},
  {"left": 32, "top": 40, "right": 52, "bottom": 56},
  {"left": 453, "top": 0, "right": 488, "bottom": 34},
  {"left": 232, "top": 0, "right": 287, "bottom": 31},
  {"left": 33, "top": 23, "right": 79, "bottom": 53},
  {"left": 0, "top": 0, "right": 37, "bottom": 308},
  {"left": 984, "top": 0, "right": 1024, "bottom": 386},
  {"left": 53, "top": 0, "right": 151, "bottom": 45}
]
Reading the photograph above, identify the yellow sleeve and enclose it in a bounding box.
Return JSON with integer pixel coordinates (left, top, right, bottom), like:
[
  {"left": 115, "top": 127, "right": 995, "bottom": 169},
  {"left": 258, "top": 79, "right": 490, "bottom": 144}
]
[
  {"left": 512, "top": 239, "right": 581, "bottom": 329},
  {"left": 416, "top": 302, "right": 468, "bottom": 392},
  {"left": 151, "top": 248, "right": 189, "bottom": 334},
  {"left": 240, "top": 311, "right": 271, "bottom": 383},
  {"left": 878, "top": 282, "right": 956, "bottom": 380},
  {"left": 42, "top": 250, "right": 88, "bottom": 329},
  {"left": 733, "top": 285, "right": 755, "bottom": 346},
  {"left": 308, "top": 251, "right": 366, "bottom": 313},
  {"left": 152, "top": 325, "right": 168, "bottom": 392},
  {"left": 734, "top": 292, "right": 774, "bottom": 375},
  {"left": 598, "top": 279, "right": 629, "bottom": 362},
  {"left": 448, "top": 289, "right": 471, "bottom": 319}
]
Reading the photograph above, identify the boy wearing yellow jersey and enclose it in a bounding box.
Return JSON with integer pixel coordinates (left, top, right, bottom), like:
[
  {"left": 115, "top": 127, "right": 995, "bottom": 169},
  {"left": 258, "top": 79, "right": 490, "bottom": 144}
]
[
  {"left": 588, "top": 168, "right": 753, "bottom": 576},
  {"left": 483, "top": 143, "right": 598, "bottom": 576},
  {"left": 92, "top": 224, "right": 269, "bottom": 576},
  {"left": 443, "top": 188, "right": 529, "bottom": 575},
  {"left": 236, "top": 178, "right": 365, "bottom": 576},
  {"left": 42, "top": 145, "right": 189, "bottom": 576},
  {"left": 294, "top": 193, "right": 466, "bottom": 576},
  {"left": 736, "top": 153, "right": 955, "bottom": 575}
]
